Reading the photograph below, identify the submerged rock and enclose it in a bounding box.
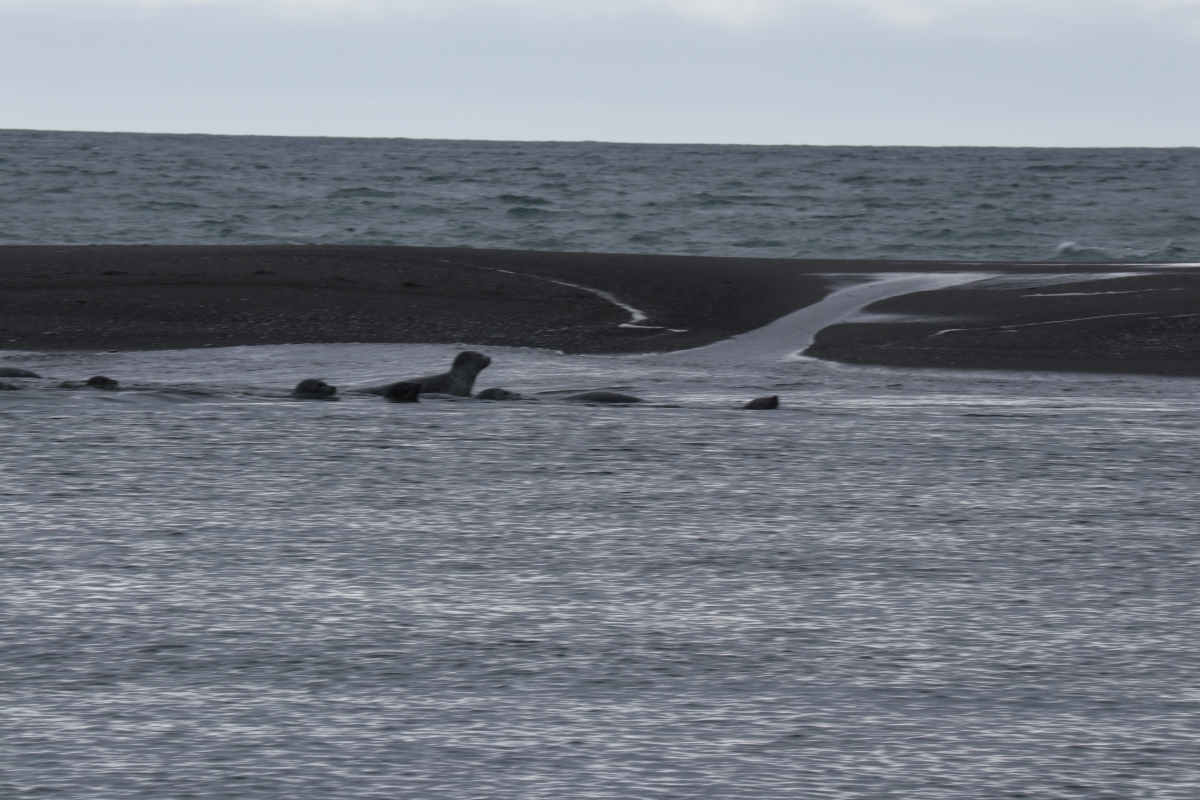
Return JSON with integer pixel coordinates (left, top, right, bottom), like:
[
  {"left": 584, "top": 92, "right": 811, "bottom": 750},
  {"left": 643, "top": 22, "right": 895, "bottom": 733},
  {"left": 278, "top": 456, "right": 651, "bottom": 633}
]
[{"left": 564, "top": 391, "right": 644, "bottom": 404}]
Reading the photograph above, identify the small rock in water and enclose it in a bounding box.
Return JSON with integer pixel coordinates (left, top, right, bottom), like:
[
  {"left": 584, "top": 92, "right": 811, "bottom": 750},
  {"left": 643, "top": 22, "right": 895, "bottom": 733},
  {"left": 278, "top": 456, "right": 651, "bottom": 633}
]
[
  {"left": 85, "top": 375, "right": 120, "bottom": 388},
  {"left": 0, "top": 382, "right": 19, "bottom": 391},
  {"left": 743, "top": 395, "right": 779, "bottom": 410},
  {"left": 0, "top": 368, "right": 40, "bottom": 378}
]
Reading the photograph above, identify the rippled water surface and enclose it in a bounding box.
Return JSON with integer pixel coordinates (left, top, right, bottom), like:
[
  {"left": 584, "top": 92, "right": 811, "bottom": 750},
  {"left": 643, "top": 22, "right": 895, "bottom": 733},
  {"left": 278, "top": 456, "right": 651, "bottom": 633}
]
[
  {"left": 4, "top": 131, "right": 1200, "bottom": 796},
  {"left": 3, "top": 129, "right": 1200, "bottom": 261},
  {"left": 2, "top": 343, "right": 1198, "bottom": 798}
]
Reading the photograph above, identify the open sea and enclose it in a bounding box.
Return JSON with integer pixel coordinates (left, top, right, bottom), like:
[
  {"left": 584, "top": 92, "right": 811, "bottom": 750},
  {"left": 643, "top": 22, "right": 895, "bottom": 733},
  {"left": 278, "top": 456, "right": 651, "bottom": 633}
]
[
  {"left": 2, "top": 129, "right": 1199, "bottom": 262},
  {"left": 2, "top": 131, "right": 1199, "bottom": 799}
]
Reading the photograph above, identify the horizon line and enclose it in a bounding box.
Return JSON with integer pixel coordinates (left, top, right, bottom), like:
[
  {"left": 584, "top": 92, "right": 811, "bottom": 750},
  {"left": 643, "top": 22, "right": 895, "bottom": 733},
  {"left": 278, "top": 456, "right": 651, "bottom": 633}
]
[{"left": 3, "top": 127, "right": 1198, "bottom": 150}]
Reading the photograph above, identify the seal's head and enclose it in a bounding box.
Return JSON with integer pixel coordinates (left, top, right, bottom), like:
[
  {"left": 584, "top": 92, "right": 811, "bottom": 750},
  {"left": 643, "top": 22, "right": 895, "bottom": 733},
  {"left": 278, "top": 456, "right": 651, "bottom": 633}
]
[
  {"left": 475, "top": 387, "right": 521, "bottom": 401},
  {"left": 85, "top": 375, "right": 119, "bottom": 388},
  {"left": 742, "top": 395, "right": 779, "bottom": 410},
  {"left": 384, "top": 381, "right": 421, "bottom": 403},
  {"left": 452, "top": 351, "right": 491, "bottom": 376},
  {"left": 291, "top": 378, "right": 337, "bottom": 399}
]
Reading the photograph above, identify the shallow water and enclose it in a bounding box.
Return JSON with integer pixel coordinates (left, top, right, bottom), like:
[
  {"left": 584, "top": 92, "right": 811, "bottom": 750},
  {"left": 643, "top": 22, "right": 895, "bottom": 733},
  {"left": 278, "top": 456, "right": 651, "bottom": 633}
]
[
  {"left": 2, "top": 341, "right": 1198, "bottom": 799},
  {"left": 3, "top": 130, "right": 1200, "bottom": 262}
]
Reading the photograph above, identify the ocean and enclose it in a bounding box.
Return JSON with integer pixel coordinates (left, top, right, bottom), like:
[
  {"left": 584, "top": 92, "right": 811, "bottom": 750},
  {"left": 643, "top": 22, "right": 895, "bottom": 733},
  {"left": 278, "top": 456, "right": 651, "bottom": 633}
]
[
  {"left": 2, "top": 131, "right": 1199, "bottom": 799},
  {"left": 2, "top": 129, "right": 1199, "bottom": 262}
]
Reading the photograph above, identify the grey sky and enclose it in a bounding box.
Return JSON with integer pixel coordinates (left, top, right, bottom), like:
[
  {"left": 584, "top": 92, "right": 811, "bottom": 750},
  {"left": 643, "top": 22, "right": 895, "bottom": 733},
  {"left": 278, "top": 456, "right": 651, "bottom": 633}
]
[{"left": 2, "top": 0, "right": 1199, "bottom": 146}]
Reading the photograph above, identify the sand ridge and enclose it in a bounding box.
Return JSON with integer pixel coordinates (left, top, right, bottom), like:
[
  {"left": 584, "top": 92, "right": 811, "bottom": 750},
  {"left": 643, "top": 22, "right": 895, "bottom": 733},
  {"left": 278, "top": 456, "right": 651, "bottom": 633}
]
[{"left": 2, "top": 245, "right": 1198, "bottom": 376}]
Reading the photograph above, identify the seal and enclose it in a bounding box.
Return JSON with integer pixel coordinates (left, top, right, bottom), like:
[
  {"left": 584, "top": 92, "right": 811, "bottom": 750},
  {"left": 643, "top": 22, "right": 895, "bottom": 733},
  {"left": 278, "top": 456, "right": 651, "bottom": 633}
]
[
  {"left": 85, "top": 376, "right": 119, "bottom": 388},
  {"left": 0, "top": 368, "right": 40, "bottom": 378},
  {"left": 564, "top": 391, "right": 644, "bottom": 404},
  {"left": 474, "top": 387, "right": 521, "bottom": 401},
  {"left": 383, "top": 381, "right": 421, "bottom": 403},
  {"left": 367, "top": 351, "right": 491, "bottom": 398},
  {"left": 743, "top": 395, "right": 779, "bottom": 410},
  {"left": 291, "top": 379, "right": 338, "bottom": 399}
]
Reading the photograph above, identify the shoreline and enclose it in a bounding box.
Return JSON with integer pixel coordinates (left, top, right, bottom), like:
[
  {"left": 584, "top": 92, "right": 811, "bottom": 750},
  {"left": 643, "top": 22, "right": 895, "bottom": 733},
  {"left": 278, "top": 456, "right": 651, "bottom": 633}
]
[{"left": 2, "top": 245, "right": 1199, "bottom": 376}]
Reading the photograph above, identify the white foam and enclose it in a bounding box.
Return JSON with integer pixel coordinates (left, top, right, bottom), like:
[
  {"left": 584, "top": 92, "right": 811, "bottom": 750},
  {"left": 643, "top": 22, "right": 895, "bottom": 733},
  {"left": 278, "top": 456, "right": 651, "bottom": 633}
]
[
  {"left": 541, "top": 278, "right": 686, "bottom": 333},
  {"left": 970, "top": 272, "right": 1144, "bottom": 290},
  {"left": 441, "top": 259, "right": 686, "bottom": 333},
  {"left": 934, "top": 311, "right": 1155, "bottom": 336},
  {"left": 1030, "top": 289, "right": 1182, "bottom": 296}
]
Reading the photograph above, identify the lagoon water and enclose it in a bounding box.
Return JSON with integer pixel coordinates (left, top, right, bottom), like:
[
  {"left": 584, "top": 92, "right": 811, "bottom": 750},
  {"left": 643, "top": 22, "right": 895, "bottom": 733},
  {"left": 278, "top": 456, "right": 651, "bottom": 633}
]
[
  {"left": 2, "top": 132, "right": 1200, "bottom": 798},
  {"left": 2, "top": 341, "right": 1198, "bottom": 799}
]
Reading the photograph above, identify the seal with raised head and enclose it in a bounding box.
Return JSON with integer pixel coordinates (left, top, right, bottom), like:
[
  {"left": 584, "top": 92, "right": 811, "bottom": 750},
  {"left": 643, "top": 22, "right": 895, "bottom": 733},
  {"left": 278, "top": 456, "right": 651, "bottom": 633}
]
[
  {"left": 564, "top": 391, "right": 644, "bottom": 404},
  {"left": 383, "top": 381, "right": 421, "bottom": 403},
  {"left": 0, "top": 368, "right": 40, "bottom": 378},
  {"left": 743, "top": 395, "right": 779, "bottom": 410},
  {"left": 474, "top": 387, "right": 521, "bottom": 401},
  {"left": 291, "top": 379, "right": 338, "bottom": 399},
  {"left": 367, "top": 351, "right": 491, "bottom": 398},
  {"left": 86, "top": 375, "right": 119, "bottom": 388}
]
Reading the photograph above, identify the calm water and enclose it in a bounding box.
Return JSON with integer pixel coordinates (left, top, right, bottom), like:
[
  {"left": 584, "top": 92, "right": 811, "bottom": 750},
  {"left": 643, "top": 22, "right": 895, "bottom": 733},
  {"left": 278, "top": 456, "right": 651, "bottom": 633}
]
[
  {"left": 2, "top": 132, "right": 1199, "bottom": 798},
  {"left": 1, "top": 341, "right": 1198, "bottom": 799},
  {"left": 2, "top": 129, "right": 1199, "bottom": 262}
]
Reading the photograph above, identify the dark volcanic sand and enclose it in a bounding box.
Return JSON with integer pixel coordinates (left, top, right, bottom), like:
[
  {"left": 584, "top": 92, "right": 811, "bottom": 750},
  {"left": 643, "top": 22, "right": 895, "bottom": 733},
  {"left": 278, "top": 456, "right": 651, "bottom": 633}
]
[
  {"left": 2, "top": 246, "right": 1198, "bottom": 376},
  {"left": 808, "top": 271, "right": 1200, "bottom": 377},
  {"left": 0, "top": 245, "right": 832, "bottom": 354}
]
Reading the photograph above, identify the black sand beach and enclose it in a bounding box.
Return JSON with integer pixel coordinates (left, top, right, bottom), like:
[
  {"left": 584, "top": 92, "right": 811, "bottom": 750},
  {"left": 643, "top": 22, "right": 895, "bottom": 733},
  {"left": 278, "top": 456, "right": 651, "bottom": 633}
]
[
  {"left": 808, "top": 270, "right": 1200, "bottom": 377},
  {"left": 2, "top": 245, "right": 1198, "bottom": 376}
]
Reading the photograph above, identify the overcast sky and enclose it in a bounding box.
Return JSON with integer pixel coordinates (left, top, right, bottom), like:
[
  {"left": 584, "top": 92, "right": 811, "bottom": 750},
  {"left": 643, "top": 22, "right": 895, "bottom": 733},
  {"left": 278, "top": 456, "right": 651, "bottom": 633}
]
[{"left": 2, "top": 0, "right": 1199, "bottom": 146}]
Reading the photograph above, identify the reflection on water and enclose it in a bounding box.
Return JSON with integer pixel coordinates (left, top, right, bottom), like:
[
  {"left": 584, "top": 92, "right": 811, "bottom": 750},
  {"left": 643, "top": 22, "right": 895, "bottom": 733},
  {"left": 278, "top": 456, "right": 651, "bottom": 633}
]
[{"left": 1, "top": 344, "right": 1198, "bottom": 799}]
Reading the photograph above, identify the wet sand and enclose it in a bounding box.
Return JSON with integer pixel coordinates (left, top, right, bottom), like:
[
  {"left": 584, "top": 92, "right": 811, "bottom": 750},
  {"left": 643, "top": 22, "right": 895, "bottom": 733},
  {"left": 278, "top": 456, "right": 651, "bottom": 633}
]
[{"left": 2, "top": 245, "right": 1198, "bottom": 375}]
